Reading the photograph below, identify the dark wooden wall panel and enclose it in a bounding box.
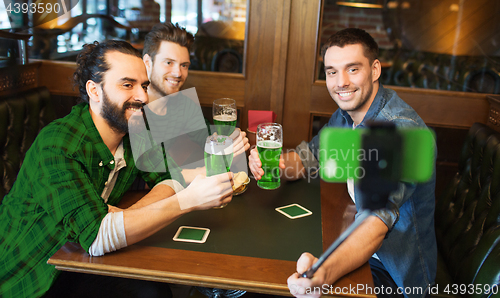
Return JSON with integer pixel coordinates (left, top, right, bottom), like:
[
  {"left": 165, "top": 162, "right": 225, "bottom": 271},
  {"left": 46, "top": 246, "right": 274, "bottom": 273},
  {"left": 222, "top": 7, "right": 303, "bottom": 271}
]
[
  {"left": 182, "top": 72, "right": 245, "bottom": 107},
  {"left": 282, "top": 0, "right": 320, "bottom": 149},
  {"left": 29, "top": 0, "right": 497, "bottom": 157},
  {"left": 243, "top": 0, "right": 292, "bottom": 131}
]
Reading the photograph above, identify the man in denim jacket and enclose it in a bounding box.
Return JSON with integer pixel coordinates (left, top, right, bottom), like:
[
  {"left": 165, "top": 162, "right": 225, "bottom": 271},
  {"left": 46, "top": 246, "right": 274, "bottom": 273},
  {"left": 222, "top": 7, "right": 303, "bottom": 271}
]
[{"left": 249, "top": 28, "right": 436, "bottom": 298}]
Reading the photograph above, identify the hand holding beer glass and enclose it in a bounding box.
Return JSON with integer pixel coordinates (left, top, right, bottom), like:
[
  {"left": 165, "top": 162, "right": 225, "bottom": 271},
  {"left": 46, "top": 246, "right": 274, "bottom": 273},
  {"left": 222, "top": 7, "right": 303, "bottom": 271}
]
[
  {"left": 204, "top": 134, "right": 234, "bottom": 208},
  {"left": 207, "top": 98, "right": 236, "bottom": 208},
  {"left": 208, "top": 98, "right": 237, "bottom": 176},
  {"left": 256, "top": 123, "right": 283, "bottom": 190}
]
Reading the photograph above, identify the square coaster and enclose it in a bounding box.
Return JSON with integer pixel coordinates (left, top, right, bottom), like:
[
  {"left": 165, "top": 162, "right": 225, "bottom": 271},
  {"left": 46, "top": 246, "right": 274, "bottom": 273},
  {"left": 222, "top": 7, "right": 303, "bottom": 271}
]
[
  {"left": 276, "top": 204, "right": 312, "bottom": 219},
  {"left": 173, "top": 226, "right": 210, "bottom": 243}
]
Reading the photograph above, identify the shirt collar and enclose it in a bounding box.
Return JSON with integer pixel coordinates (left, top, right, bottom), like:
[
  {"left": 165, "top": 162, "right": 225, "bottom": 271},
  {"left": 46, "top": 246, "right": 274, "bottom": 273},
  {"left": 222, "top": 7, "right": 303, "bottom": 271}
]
[{"left": 113, "top": 141, "right": 127, "bottom": 171}]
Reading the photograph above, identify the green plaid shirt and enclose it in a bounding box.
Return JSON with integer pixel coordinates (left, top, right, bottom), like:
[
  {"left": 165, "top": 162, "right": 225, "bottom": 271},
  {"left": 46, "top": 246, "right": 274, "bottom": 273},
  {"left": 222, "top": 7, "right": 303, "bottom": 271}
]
[{"left": 0, "top": 103, "right": 172, "bottom": 298}]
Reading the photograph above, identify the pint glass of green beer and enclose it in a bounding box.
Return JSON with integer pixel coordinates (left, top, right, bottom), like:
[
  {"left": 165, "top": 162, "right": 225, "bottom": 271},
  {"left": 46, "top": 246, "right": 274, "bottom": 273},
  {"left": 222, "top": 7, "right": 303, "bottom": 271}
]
[
  {"left": 204, "top": 134, "right": 234, "bottom": 177},
  {"left": 213, "top": 98, "right": 237, "bottom": 136},
  {"left": 257, "top": 123, "right": 283, "bottom": 190}
]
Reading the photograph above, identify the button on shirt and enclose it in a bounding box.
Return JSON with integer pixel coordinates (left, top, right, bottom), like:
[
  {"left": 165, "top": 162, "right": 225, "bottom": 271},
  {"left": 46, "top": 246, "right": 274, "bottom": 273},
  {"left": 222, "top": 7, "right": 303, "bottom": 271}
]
[
  {"left": 100, "top": 142, "right": 127, "bottom": 203},
  {"left": 87, "top": 142, "right": 128, "bottom": 257}
]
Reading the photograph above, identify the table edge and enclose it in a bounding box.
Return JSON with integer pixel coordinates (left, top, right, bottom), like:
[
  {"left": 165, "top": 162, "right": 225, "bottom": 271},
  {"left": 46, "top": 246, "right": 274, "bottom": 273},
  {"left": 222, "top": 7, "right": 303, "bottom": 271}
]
[{"left": 48, "top": 257, "right": 293, "bottom": 296}]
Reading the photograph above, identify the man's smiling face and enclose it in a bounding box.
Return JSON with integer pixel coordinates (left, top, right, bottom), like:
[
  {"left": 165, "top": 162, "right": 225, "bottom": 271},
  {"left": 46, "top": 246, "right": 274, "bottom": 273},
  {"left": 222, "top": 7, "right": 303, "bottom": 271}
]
[
  {"left": 99, "top": 51, "right": 149, "bottom": 134},
  {"left": 147, "top": 41, "right": 190, "bottom": 97},
  {"left": 324, "top": 43, "right": 380, "bottom": 118}
]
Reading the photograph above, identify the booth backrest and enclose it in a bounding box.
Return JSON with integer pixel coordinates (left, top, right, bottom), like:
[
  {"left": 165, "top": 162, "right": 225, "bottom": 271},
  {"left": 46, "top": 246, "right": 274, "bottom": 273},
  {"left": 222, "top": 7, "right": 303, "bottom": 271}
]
[
  {"left": 0, "top": 86, "right": 56, "bottom": 201},
  {"left": 435, "top": 122, "right": 500, "bottom": 293}
]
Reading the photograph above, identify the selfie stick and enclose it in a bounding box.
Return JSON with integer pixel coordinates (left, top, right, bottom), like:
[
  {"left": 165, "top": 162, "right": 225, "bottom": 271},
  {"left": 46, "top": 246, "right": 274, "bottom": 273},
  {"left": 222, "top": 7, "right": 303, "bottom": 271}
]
[
  {"left": 300, "top": 209, "right": 371, "bottom": 278},
  {"left": 301, "top": 122, "right": 402, "bottom": 279}
]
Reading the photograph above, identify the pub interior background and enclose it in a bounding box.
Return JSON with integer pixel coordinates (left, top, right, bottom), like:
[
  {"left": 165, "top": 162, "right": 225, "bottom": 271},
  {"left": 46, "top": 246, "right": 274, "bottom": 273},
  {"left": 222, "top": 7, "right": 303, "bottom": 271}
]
[
  {"left": 0, "top": 0, "right": 499, "bottom": 213},
  {"left": 1, "top": 0, "right": 500, "bottom": 204},
  {"left": 1, "top": 0, "right": 500, "bottom": 295}
]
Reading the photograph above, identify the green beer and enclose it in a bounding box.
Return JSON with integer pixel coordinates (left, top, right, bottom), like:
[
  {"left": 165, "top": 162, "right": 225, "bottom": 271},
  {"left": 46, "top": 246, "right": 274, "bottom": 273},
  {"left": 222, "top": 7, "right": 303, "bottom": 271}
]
[
  {"left": 204, "top": 136, "right": 233, "bottom": 176},
  {"left": 213, "top": 114, "right": 237, "bottom": 136},
  {"left": 257, "top": 140, "right": 282, "bottom": 189}
]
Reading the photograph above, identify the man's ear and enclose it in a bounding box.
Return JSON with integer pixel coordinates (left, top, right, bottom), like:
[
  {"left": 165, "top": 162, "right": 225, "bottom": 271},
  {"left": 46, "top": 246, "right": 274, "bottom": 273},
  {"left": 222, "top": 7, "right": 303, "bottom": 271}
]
[
  {"left": 86, "top": 80, "right": 100, "bottom": 103},
  {"left": 372, "top": 59, "right": 381, "bottom": 82},
  {"left": 143, "top": 54, "right": 153, "bottom": 76}
]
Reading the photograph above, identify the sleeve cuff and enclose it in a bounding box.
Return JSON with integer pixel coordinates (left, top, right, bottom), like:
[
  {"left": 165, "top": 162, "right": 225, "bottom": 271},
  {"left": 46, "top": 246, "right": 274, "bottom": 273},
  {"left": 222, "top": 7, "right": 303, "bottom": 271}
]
[
  {"left": 371, "top": 200, "right": 400, "bottom": 234},
  {"left": 88, "top": 211, "right": 127, "bottom": 256},
  {"left": 295, "top": 141, "right": 319, "bottom": 174}
]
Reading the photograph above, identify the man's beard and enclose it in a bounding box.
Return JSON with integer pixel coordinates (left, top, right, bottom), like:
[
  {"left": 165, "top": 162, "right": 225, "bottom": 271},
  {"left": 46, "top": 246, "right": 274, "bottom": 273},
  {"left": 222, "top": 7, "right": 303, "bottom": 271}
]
[
  {"left": 150, "top": 72, "right": 168, "bottom": 97},
  {"left": 349, "top": 84, "right": 373, "bottom": 112},
  {"left": 149, "top": 67, "right": 183, "bottom": 97},
  {"left": 101, "top": 89, "right": 143, "bottom": 134}
]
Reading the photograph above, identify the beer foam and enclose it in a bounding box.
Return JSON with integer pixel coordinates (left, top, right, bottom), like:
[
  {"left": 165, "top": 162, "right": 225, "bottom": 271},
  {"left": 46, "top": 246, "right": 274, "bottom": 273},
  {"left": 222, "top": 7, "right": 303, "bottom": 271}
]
[
  {"left": 214, "top": 114, "right": 237, "bottom": 121},
  {"left": 257, "top": 140, "right": 282, "bottom": 149}
]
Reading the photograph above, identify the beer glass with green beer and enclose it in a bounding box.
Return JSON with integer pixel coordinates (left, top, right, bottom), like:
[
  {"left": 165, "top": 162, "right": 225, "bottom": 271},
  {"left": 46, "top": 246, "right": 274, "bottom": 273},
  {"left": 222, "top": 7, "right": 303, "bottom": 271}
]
[
  {"left": 204, "top": 134, "right": 234, "bottom": 177},
  {"left": 213, "top": 98, "right": 237, "bottom": 136},
  {"left": 257, "top": 123, "right": 283, "bottom": 190}
]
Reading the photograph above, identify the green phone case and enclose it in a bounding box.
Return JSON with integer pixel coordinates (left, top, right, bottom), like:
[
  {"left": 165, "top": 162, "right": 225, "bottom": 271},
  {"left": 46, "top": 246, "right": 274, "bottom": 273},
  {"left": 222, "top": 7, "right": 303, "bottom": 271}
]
[{"left": 319, "top": 127, "right": 435, "bottom": 183}]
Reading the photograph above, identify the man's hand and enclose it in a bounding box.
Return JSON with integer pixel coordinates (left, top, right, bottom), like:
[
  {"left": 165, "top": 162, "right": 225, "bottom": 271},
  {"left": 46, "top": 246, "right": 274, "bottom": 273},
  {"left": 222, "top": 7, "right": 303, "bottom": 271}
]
[
  {"left": 248, "top": 147, "right": 285, "bottom": 180},
  {"left": 287, "top": 253, "right": 327, "bottom": 298},
  {"left": 177, "top": 172, "right": 233, "bottom": 210},
  {"left": 230, "top": 128, "right": 250, "bottom": 156}
]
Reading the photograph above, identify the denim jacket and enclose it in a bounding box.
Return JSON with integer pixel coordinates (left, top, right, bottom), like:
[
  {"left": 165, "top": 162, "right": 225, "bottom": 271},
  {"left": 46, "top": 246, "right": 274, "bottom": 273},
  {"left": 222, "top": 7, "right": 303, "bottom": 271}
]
[{"left": 302, "top": 83, "right": 437, "bottom": 297}]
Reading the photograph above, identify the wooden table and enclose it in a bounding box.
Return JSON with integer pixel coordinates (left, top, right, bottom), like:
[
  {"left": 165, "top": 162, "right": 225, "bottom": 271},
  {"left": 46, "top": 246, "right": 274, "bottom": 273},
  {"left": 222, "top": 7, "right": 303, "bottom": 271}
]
[{"left": 48, "top": 178, "right": 374, "bottom": 297}]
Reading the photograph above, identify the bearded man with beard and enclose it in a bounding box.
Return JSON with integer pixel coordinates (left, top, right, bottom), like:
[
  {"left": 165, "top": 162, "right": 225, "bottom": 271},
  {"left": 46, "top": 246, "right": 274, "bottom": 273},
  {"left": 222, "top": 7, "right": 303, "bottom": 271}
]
[
  {"left": 0, "top": 40, "right": 234, "bottom": 298},
  {"left": 249, "top": 28, "right": 437, "bottom": 298}
]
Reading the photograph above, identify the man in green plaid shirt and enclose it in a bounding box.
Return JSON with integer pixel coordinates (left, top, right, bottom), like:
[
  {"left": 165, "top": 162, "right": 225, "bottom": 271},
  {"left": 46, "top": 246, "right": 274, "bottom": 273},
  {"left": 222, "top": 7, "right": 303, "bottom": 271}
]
[{"left": 0, "top": 40, "right": 234, "bottom": 298}]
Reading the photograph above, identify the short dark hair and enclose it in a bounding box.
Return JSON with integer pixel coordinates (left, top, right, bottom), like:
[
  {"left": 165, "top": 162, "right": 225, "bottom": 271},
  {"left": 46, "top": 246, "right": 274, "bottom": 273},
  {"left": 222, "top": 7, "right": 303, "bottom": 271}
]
[
  {"left": 143, "top": 22, "right": 194, "bottom": 62},
  {"left": 321, "top": 28, "right": 379, "bottom": 64},
  {"left": 74, "top": 40, "right": 142, "bottom": 103}
]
